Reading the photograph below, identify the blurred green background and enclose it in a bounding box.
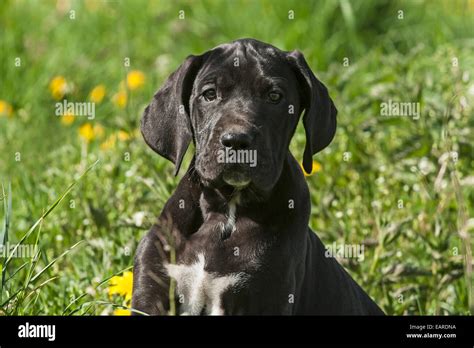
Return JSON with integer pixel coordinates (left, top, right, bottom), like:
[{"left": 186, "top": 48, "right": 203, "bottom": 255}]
[{"left": 0, "top": 0, "right": 473, "bottom": 315}]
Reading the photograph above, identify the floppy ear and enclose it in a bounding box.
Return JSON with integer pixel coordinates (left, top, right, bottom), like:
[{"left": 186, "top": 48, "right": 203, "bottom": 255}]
[
  {"left": 287, "top": 50, "right": 337, "bottom": 174},
  {"left": 141, "top": 54, "right": 205, "bottom": 175}
]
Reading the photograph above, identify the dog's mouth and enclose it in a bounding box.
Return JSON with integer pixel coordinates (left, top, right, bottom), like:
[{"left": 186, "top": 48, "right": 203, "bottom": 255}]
[
  {"left": 196, "top": 159, "right": 253, "bottom": 190},
  {"left": 195, "top": 159, "right": 274, "bottom": 203},
  {"left": 222, "top": 171, "right": 251, "bottom": 189}
]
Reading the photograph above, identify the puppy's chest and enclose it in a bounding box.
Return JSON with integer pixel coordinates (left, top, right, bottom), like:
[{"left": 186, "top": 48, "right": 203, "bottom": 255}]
[{"left": 165, "top": 198, "right": 273, "bottom": 315}]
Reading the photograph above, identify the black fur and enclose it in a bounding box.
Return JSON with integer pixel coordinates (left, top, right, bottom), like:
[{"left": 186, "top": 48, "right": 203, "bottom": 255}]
[{"left": 133, "top": 39, "right": 383, "bottom": 315}]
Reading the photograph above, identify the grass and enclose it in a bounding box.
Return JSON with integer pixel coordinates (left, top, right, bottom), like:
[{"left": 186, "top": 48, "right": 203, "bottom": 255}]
[{"left": 0, "top": 0, "right": 473, "bottom": 315}]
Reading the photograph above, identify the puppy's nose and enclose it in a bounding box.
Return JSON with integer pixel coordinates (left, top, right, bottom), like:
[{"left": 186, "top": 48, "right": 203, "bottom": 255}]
[{"left": 220, "top": 132, "right": 252, "bottom": 150}]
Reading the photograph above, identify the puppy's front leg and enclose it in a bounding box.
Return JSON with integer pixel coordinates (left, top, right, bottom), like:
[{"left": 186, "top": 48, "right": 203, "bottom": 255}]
[
  {"left": 131, "top": 221, "right": 175, "bottom": 315},
  {"left": 132, "top": 173, "right": 201, "bottom": 315}
]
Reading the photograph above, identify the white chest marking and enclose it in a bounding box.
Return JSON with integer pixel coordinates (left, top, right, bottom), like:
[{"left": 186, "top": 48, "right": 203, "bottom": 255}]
[
  {"left": 165, "top": 253, "right": 245, "bottom": 315},
  {"left": 219, "top": 193, "right": 240, "bottom": 239}
]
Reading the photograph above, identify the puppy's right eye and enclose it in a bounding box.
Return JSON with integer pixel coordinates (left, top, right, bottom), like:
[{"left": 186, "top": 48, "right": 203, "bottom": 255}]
[
  {"left": 268, "top": 91, "right": 283, "bottom": 103},
  {"left": 203, "top": 88, "right": 217, "bottom": 101}
]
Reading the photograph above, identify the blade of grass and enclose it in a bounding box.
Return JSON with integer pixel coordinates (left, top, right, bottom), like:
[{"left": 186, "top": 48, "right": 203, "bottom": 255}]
[
  {"left": 0, "top": 288, "right": 22, "bottom": 310},
  {"left": 1, "top": 182, "right": 12, "bottom": 302},
  {"left": 30, "top": 240, "right": 84, "bottom": 283},
  {"left": 1, "top": 161, "right": 97, "bottom": 314},
  {"left": 24, "top": 276, "right": 59, "bottom": 302},
  {"left": 5, "top": 261, "right": 28, "bottom": 283},
  {"left": 12, "top": 240, "right": 83, "bottom": 315},
  {"left": 3, "top": 160, "right": 99, "bottom": 269},
  {"left": 22, "top": 217, "right": 44, "bottom": 291},
  {"left": 86, "top": 300, "right": 149, "bottom": 316},
  {"left": 62, "top": 265, "right": 133, "bottom": 315}
]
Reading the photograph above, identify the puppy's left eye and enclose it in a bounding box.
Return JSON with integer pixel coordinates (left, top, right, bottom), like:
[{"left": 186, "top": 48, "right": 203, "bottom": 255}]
[
  {"left": 203, "top": 88, "right": 217, "bottom": 101},
  {"left": 268, "top": 91, "right": 283, "bottom": 103}
]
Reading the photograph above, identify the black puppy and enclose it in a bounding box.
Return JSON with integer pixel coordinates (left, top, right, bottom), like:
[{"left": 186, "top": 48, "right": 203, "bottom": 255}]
[{"left": 132, "top": 38, "right": 384, "bottom": 315}]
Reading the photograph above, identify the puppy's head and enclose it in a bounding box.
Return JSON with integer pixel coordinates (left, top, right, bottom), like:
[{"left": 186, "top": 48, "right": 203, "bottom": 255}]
[{"left": 141, "top": 39, "right": 336, "bottom": 193}]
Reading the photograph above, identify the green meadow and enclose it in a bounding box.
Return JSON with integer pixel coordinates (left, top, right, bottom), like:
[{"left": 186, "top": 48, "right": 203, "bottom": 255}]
[{"left": 0, "top": 0, "right": 473, "bottom": 315}]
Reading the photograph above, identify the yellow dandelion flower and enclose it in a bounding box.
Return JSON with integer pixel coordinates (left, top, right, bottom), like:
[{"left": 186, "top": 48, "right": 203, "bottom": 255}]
[
  {"left": 300, "top": 160, "right": 322, "bottom": 177},
  {"left": 467, "top": 0, "right": 474, "bottom": 11},
  {"left": 89, "top": 85, "right": 106, "bottom": 104},
  {"left": 61, "top": 112, "right": 75, "bottom": 126},
  {"left": 79, "top": 123, "right": 95, "bottom": 142},
  {"left": 85, "top": 0, "right": 102, "bottom": 12},
  {"left": 93, "top": 124, "right": 105, "bottom": 139},
  {"left": 49, "top": 76, "right": 68, "bottom": 100},
  {"left": 0, "top": 100, "right": 13, "bottom": 117},
  {"left": 100, "top": 134, "right": 117, "bottom": 151},
  {"left": 113, "top": 91, "right": 128, "bottom": 109},
  {"left": 113, "top": 308, "right": 131, "bottom": 316},
  {"left": 126, "top": 70, "right": 145, "bottom": 90},
  {"left": 117, "top": 130, "right": 131, "bottom": 141},
  {"left": 108, "top": 271, "right": 133, "bottom": 302}
]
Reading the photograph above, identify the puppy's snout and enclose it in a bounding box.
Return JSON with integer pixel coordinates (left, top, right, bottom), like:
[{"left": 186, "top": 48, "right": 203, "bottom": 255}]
[{"left": 220, "top": 131, "right": 253, "bottom": 150}]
